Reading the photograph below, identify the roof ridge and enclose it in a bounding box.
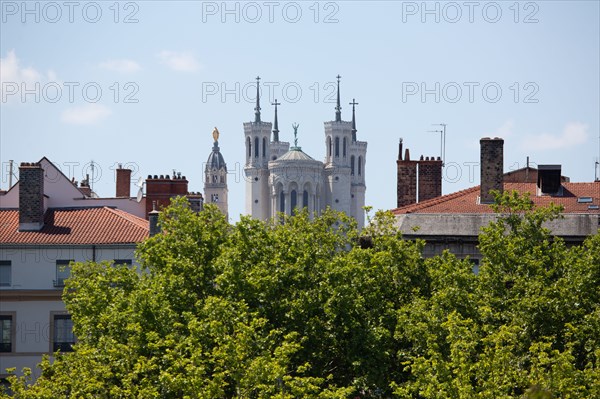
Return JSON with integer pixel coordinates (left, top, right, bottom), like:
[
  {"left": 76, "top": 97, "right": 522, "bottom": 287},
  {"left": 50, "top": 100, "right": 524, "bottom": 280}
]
[{"left": 103, "top": 207, "right": 149, "bottom": 230}]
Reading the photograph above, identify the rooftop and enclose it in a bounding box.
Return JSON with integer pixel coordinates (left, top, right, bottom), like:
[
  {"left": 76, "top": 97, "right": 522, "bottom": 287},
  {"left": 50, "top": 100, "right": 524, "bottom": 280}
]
[
  {"left": 0, "top": 207, "right": 149, "bottom": 245},
  {"left": 392, "top": 182, "right": 600, "bottom": 215}
]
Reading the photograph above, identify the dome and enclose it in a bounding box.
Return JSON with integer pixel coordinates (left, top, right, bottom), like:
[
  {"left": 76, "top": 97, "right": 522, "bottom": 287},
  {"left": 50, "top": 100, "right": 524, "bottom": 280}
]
[
  {"left": 277, "top": 147, "right": 316, "bottom": 162},
  {"left": 206, "top": 142, "right": 226, "bottom": 171}
]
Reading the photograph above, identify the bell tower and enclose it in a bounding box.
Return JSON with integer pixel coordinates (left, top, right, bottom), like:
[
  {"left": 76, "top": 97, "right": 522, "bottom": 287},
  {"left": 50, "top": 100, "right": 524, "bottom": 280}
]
[
  {"left": 244, "top": 77, "right": 272, "bottom": 220},
  {"left": 204, "top": 127, "right": 229, "bottom": 218}
]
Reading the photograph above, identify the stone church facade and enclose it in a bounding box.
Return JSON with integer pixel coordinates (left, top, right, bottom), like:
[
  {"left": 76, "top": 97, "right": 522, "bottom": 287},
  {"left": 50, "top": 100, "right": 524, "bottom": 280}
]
[{"left": 244, "top": 76, "right": 367, "bottom": 228}]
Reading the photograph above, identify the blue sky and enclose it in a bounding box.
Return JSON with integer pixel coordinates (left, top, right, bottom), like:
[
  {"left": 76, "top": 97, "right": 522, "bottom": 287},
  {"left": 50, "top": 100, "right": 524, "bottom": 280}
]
[{"left": 1, "top": 1, "right": 599, "bottom": 221}]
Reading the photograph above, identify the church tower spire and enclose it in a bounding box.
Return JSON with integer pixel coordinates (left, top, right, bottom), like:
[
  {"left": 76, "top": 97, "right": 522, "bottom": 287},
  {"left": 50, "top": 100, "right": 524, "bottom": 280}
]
[
  {"left": 350, "top": 98, "right": 358, "bottom": 142},
  {"left": 335, "top": 74, "right": 342, "bottom": 122},
  {"left": 204, "top": 127, "right": 228, "bottom": 217},
  {"left": 272, "top": 99, "right": 280, "bottom": 142},
  {"left": 254, "top": 76, "right": 261, "bottom": 123}
]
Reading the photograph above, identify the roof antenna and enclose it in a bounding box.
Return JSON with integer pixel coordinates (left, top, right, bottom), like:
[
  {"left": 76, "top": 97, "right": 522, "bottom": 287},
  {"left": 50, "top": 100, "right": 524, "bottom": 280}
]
[
  {"left": 428, "top": 123, "right": 447, "bottom": 166},
  {"left": 90, "top": 160, "right": 95, "bottom": 193},
  {"left": 596, "top": 130, "right": 600, "bottom": 181}
]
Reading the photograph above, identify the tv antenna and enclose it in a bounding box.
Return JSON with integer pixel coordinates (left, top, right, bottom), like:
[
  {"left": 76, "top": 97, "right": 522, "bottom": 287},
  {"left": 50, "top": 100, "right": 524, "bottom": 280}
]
[
  {"left": 90, "top": 160, "right": 95, "bottom": 192},
  {"left": 594, "top": 132, "right": 600, "bottom": 181},
  {"left": 136, "top": 176, "right": 145, "bottom": 203},
  {"left": 427, "top": 123, "right": 446, "bottom": 166}
]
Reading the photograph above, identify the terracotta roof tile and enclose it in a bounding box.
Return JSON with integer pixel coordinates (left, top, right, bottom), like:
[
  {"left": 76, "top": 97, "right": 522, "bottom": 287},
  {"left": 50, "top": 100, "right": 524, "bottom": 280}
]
[
  {"left": 392, "top": 182, "right": 600, "bottom": 215},
  {"left": 0, "top": 207, "right": 149, "bottom": 245}
]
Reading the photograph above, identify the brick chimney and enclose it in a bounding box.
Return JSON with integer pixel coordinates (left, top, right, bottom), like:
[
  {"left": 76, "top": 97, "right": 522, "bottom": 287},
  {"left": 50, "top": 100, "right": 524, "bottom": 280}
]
[
  {"left": 397, "top": 141, "right": 418, "bottom": 207},
  {"left": 418, "top": 156, "right": 442, "bottom": 202},
  {"left": 397, "top": 139, "right": 443, "bottom": 207},
  {"left": 144, "top": 173, "right": 189, "bottom": 218},
  {"left": 480, "top": 137, "right": 504, "bottom": 204},
  {"left": 18, "top": 162, "right": 45, "bottom": 231},
  {"left": 116, "top": 166, "right": 132, "bottom": 197}
]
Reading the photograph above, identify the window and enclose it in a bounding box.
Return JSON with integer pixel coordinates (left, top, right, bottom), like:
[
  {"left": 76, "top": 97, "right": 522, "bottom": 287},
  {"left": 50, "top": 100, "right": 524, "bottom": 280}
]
[
  {"left": 343, "top": 137, "right": 347, "bottom": 157},
  {"left": 350, "top": 156, "right": 355, "bottom": 176},
  {"left": 0, "top": 315, "right": 13, "bottom": 353},
  {"left": 52, "top": 314, "right": 75, "bottom": 352},
  {"left": 254, "top": 137, "right": 259, "bottom": 158},
  {"left": 358, "top": 156, "right": 362, "bottom": 176},
  {"left": 262, "top": 137, "right": 267, "bottom": 158},
  {"left": 291, "top": 190, "right": 297, "bottom": 212},
  {"left": 279, "top": 191, "right": 285, "bottom": 213},
  {"left": 303, "top": 190, "right": 309, "bottom": 209},
  {"left": 0, "top": 261, "right": 10, "bottom": 287},
  {"left": 113, "top": 259, "right": 132, "bottom": 266},
  {"left": 247, "top": 137, "right": 251, "bottom": 158},
  {"left": 335, "top": 137, "right": 340, "bottom": 157},
  {"left": 327, "top": 137, "right": 332, "bottom": 158},
  {"left": 211, "top": 193, "right": 219, "bottom": 203},
  {"left": 55, "top": 260, "right": 73, "bottom": 287}
]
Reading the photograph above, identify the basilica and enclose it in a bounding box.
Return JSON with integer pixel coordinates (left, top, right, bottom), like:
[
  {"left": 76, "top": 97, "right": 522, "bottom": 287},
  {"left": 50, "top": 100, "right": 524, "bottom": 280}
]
[{"left": 243, "top": 76, "right": 367, "bottom": 228}]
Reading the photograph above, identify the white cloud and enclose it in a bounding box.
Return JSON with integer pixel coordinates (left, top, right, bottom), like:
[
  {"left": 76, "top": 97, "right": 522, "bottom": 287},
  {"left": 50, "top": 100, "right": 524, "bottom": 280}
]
[
  {"left": 520, "top": 122, "right": 589, "bottom": 151},
  {"left": 61, "top": 104, "right": 112, "bottom": 125},
  {"left": 0, "top": 49, "right": 56, "bottom": 102},
  {"left": 157, "top": 51, "right": 200, "bottom": 72},
  {"left": 99, "top": 59, "right": 141, "bottom": 73}
]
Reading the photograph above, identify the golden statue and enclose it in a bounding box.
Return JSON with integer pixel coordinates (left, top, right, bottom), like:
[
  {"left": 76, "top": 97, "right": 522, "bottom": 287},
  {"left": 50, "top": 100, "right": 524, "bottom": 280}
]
[{"left": 212, "top": 127, "right": 220, "bottom": 142}]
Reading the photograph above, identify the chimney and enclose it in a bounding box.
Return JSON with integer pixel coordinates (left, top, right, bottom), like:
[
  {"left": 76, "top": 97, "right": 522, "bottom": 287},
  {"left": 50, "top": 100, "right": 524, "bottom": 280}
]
[
  {"left": 19, "top": 162, "right": 45, "bottom": 231},
  {"left": 537, "top": 165, "right": 562, "bottom": 195},
  {"left": 418, "top": 156, "right": 442, "bottom": 202},
  {"left": 148, "top": 201, "right": 160, "bottom": 237},
  {"left": 480, "top": 137, "right": 504, "bottom": 204},
  {"left": 116, "top": 166, "right": 132, "bottom": 197},
  {"left": 397, "top": 148, "right": 418, "bottom": 207},
  {"left": 145, "top": 174, "right": 189, "bottom": 218}
]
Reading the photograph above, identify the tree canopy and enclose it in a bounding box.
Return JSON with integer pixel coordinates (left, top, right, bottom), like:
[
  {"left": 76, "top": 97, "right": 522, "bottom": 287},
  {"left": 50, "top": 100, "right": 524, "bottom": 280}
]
[{"left": 4, "top": 193, "right": 599, "bottom": 398}]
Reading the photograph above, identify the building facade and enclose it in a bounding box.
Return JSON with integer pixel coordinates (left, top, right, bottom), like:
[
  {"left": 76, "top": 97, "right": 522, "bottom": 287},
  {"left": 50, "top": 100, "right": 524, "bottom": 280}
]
[{"left": 244, "top": 76, "right": 367, "bottom": 228}]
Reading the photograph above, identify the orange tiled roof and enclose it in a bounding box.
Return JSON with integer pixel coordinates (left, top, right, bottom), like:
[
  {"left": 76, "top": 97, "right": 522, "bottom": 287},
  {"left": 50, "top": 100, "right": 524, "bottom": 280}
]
[
  {"left": 392, "top": 182, "right": 600, "bottom": 215},
  {"left": 0, "top": 207, "right": 148, "bottom": 245}
]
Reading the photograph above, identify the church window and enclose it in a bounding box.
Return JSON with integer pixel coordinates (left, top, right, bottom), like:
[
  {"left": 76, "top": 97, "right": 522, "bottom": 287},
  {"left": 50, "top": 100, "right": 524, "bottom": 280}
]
[
  {"left": 358, "top": 156, "right": 362, "bottom": 175},
  {"left": 303, "top": 190, "right": 309, "bottom": 208},
  {"left": 213, "top": 175, "right": 218, "bottom": 183},
  {"left": 211, "top": 194, "right": 219, "bottom": 203},
  {"left": 335, "top": 137, "right": 340, "bottom": 157},
  {"left": 327, "top": 137, "right": 332, "bottom": 158},
  {"left": 254, "top": 137, "right": 259, "bottom": 157},
  {"left": 351, "top": 155, "right": 355, "bottom": 175},
  {"left": 247, "top": 137, "right": 251, "bottom": 158},
  {"left": 343, "top": 137, "right": 347, "bottom": 157},
  {"left": 279, "top": 191, "right": 285, "bottom": 213},
  {"left": 291, "top": 190, "right": 297, "bottom": 212},
  {"left": 262, "top": 137, "right": 267, "bottom": 157}
]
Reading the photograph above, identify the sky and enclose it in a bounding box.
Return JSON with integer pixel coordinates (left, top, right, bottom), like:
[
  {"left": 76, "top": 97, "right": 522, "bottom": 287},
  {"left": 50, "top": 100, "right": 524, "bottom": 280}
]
[{"left": 1, "top": 0, "right": 599, "bottom": 222}]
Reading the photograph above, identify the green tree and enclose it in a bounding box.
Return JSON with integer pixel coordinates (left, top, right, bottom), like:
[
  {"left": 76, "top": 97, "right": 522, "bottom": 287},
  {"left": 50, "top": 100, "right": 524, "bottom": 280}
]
[{"left": 4, "top": 193, "right": 599, "bottom": 398}]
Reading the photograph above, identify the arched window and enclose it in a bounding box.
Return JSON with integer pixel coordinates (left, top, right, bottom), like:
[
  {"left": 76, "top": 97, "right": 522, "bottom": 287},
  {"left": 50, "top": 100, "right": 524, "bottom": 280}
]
[
  {"left": 335, "top": 137, "right": 340, "bottom": 157},
  {"left": 279, "top": 191, "right": 285, "bottom": 213},
  {"left": 303, "top": 190, "right": 309, "bottom": 208},
  {"left": 262, "top": 137, "right": 267, "bottom": 158},
  {"left": 343, "top": 137, "right": 347, "bottom": 157},
  {"left": 290, "top": 190, "right": 297, "bottom": 212},
  {"left": 327, "top": 136, "right": 332, "bottom": 158},
  {"left": 358, "top": 156, "right": 362, "bottom": 176},
  {"left": 351, "top": 155, "right": 355, "bottom": 175},
  {"left": 254, "top": 137, "right": 259, "bottom": 158},
  {"left": 247, "top": 137, "right": 251, "bottom": 158}
]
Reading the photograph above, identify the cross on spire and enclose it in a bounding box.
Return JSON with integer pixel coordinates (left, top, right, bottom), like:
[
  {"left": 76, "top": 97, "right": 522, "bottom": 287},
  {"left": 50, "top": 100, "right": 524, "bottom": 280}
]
[
  {"left": 335, "top": 74, "right": 342, "bottom": 122},
  {"left": 272, "top": 99, "right": 281, "bottom": 142},
  {"left": 254, "top": 76, "right": 261, "bottom": 123},
  {"left": 350, "top": 98, "right": 358, "bottom": 141}
]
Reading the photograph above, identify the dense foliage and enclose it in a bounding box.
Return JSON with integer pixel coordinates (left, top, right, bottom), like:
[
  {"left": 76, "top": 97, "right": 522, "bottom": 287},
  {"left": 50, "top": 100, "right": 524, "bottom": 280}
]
[{"left": 4, "top": 193, "right": 599, "bottom": 398}]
